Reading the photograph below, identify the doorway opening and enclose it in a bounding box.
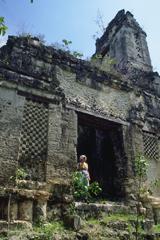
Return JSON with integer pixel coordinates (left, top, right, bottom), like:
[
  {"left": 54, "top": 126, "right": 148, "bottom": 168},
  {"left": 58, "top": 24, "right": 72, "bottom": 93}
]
[{"left": 77, "top": 112, "right": 127, "bottom": 201}]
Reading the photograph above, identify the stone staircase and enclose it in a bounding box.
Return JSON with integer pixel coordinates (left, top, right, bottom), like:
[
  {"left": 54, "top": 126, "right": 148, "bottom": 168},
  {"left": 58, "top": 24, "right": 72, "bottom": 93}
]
[
  {"left": 75, "top": 201, "right": 136, "bottom": 219},
  {"left": 75, "top": 201, "right": 160, "bottom": 240}
]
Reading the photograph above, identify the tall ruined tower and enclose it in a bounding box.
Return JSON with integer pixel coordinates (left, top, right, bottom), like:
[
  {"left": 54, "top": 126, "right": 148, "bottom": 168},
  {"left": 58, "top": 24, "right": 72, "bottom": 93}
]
[{"left": 95, "top": 10, "right": 152, "bottom": 72}]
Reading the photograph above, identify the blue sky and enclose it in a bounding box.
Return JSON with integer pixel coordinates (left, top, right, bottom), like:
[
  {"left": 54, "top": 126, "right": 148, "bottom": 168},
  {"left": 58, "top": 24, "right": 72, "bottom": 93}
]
[{"left": 0, "top": 0, "right": 160, "bottom": 72}]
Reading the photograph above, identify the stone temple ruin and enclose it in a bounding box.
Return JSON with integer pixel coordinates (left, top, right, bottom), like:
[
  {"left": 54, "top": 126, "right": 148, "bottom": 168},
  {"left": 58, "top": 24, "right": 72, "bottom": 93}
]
[{"left": 0, "top": 9, "right": 160, "bottom": 227}]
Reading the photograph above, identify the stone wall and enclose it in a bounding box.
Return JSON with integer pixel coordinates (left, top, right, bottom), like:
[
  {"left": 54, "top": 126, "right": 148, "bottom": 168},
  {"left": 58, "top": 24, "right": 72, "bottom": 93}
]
[
  {"left": 0, "top": 35, "right": 159, "bottom": 195},
  {"left": 47, "top": 104, "right": 77, "bottom": 181},
  {"left": 0, "top": 87, "right": 25, "bottom": 184}
]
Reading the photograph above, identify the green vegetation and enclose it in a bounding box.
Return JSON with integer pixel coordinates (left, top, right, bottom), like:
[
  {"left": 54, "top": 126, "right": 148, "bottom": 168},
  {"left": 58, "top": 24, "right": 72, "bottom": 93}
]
[
  {"left": 89, "top": 181, "right": 102, "bottom": 198},
  {"left": 85, "top": 213, "right": 149, "bottom": 240},
  {"left": 73, "top": 171, "right": 89, "bottom": 200},
  {"left": 15, "top": 168, "right": 28, "bottom": 180},
  {"left": 0, "top": 221, "right": 67, "bottom": 240},
  {"left": 10, "top": 167, "right": 28, "bottom": 182},
  {"left": 61, "top": 39, "right": 84, "bottom": 58},
  {"left": 0, "top": 17, "right": 7, "bottom": 36},
  {"left": 1, "top": 213, "right": 159, "bottom": 239},
  {"left": 87, "top": 213, "right": 143, "bottom": 225},
  {"left": 90, "top": 53, "right": 120, "bottom": 77},
  {"left": 73, "top": 171, "right": 102, "bottom": 201},
  {"left": 33, "top": 221, "right": 65, "bottom": 240},
  {"left": 62, "top": 39, "right": 72, "bottom": 49},
  {"left": 153, "top": 224, "right": 160, "bottom": 233},
  {"left": 135, "top": 155, "right": 148, "bottom": 179}
]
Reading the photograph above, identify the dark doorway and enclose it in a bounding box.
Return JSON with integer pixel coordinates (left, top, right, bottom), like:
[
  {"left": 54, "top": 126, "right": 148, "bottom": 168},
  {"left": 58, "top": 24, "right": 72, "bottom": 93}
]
[{"left": 77, "top": 113, "right": 127, "bottom": 200}]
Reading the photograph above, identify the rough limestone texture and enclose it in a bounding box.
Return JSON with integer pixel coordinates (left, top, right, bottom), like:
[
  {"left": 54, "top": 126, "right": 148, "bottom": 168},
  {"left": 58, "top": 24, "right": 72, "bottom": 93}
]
[
  {"left": 0, "top": 87, "right": 25, "bottom": 184},
  {"left": 96, "top": 9, "right": 152, "bottom": 72},
  {"left": 0, "top": 9, "right": 159, "bottom": 227}
]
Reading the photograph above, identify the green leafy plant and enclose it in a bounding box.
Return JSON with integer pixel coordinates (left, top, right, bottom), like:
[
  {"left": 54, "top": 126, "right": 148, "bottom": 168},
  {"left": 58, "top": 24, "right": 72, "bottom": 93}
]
[
  {"left": 73, "top": 171, "right": 89, "bottom": 201},
  {"left": 62, "top": 39, "right": 72, "bottom": 46},
  {"left": 91, "top": 53, "right": 103, "bottom": 61},
  {"left": 62, "top": 39, "right": 72, "bottom": 52},
  {"left": 33, "top": 221, "right": 65, "bottom": 240},
  {"left": 73, "top": 171, "right": 102, "bottom": 201},
  {"left": 88, "top": 181, "right": 102, "bottom": 197},
  {"left": 10, "top": 168, "right": 28, "bottom": 183},
  {"left": 61, "top": 39, "right": 83, "bottom": 58},
  {"left": 0, "top": 17, "right": 8, "bottom": 36},
  {"left": 72, "top": 51, "right": 83, "bottom": 58},
  {"left": 153, "top": 224, "right": 160, "bottom": 233},
  {"left": 15, "top": 168, "right": 28, "bottom": 180},
  {"left": 135, "top": 155, "right": 148, "bottom": 179},
  {"left": 91, "top": 54, "right": 117, "bottom": 72}
]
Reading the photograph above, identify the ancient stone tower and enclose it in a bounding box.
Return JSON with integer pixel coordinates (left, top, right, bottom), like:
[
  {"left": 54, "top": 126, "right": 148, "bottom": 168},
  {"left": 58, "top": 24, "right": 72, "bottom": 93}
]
[
  {"left": 0, "top": 10, "right": 159, "bottom": 226},
  {"left": 96, "top": 9, "right": 152, "bottom": 72}
]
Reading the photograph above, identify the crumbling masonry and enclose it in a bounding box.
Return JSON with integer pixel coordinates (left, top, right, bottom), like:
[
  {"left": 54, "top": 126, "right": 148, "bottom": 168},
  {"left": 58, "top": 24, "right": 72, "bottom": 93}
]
[{"left": 0, "top": 10, "right": 160, "bottom": 226}]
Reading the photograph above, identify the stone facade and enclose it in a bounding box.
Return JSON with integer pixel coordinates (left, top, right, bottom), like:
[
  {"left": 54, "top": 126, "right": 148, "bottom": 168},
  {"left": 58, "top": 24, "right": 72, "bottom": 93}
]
[{"left": 0, "top": 9, "right": 160, "bottom": 225}]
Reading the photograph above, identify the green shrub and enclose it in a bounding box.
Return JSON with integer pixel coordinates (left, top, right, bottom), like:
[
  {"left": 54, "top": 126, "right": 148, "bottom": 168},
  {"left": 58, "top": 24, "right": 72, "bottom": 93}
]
[
  {"left": 73, "top": 171, "right": 102, "bottom": 201},
  {"left": 16, "top": 168, "right": 28, "bottom": 180},
  {"left": 10, "top": 167, "right": 28, "bottom": 183},
  {"left": 88, "top": 181, "right": 102, "bottom": 197},
  {"left": 73, "top": 172, "right": 89, "bottom": 201},
  {"left": 33, "top": 221, "right": 64, "bottom": 240}
]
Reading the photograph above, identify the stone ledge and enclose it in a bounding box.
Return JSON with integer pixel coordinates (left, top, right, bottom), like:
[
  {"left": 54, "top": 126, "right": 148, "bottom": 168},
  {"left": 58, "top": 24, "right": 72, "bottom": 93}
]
[
  {"left": 0, "top": 187, "right": 51, "bottom": 200},
  {"left": 75, "top": 202, "right": 136, "bottom": 218},
  {"left": 0, "top": 220, "right": 32, "bottom": 230}
]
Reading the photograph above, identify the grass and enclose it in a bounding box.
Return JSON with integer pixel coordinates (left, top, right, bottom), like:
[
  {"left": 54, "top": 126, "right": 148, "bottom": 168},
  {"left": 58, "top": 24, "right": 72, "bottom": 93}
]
[
  {"left": 33, "top": 221, "right": 77, "bottom": 240},
  {"left": 103, "top": 213, "right": 138, "bottom": 222},
  {"left": 0, "top": 222, "right": 71, "bottom": 240},
  {"left": 87, "top": 213, "right": 143, "bottom": 225},
  {"left": 34, "top": 221, "right": 65, "bottom": 234},
  {"left": 86, "top": 213, "right": 146, "bottom": 236},
  {"left": 153, "top": 224, "right": 160, "bottom": 233}
]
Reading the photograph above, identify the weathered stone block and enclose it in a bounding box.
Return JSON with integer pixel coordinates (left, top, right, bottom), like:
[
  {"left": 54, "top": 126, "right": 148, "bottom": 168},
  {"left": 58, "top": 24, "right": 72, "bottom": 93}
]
[{"left": 18, "top": 200, "right": 33, "bottom": 221}]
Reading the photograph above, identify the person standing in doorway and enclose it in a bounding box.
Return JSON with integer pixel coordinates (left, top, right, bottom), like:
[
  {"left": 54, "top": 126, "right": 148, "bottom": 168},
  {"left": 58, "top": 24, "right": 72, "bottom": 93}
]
[{"left": 78, "top": 155, "right": 90, "bottom": 186}]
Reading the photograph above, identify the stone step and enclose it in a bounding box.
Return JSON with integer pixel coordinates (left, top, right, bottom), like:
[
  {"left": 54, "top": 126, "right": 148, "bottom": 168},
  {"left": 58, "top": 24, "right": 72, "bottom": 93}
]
[
  {"left": 75, "top": 201, "right": 136, "bottom": 218},
  {"left": 0, "top": 220, "right": 32, "bottom": 231}
]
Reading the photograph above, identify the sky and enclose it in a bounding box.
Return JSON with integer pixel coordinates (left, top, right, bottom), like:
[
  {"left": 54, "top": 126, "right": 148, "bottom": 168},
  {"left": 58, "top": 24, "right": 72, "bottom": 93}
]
[{"left": 0, "top": 0, "right": 160, "bottom": 72}]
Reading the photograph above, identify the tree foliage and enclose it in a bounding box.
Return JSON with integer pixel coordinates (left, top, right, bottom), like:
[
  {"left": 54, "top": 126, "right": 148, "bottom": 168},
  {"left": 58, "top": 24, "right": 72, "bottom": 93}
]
[{"left": 0, "top": 17, "right": 7, "bottom": 36}]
